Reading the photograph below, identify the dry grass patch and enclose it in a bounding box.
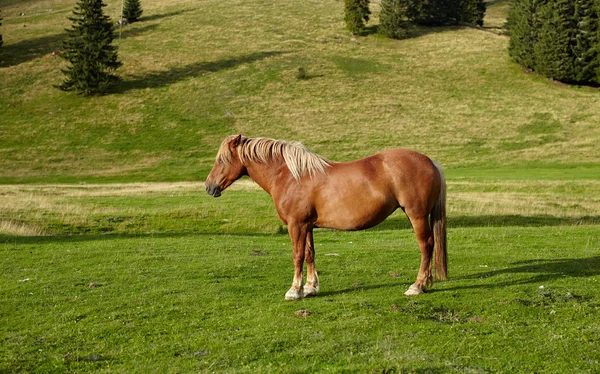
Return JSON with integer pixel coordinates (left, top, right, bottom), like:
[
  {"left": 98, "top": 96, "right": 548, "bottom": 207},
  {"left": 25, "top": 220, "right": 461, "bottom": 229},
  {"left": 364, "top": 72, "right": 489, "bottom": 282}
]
[
  {"left": 0, "top": 220, "right": 48, "bottom": 236},
  {"left": 448, "top": 180, "right": 600, "bottom": 218}
]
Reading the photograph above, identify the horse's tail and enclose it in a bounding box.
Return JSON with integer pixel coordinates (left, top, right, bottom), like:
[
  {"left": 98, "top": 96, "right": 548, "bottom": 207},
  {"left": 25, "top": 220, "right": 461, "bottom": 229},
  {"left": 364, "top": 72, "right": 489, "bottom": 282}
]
[{"left": 431, "top": 162, "right": 447, "bottom": 281}]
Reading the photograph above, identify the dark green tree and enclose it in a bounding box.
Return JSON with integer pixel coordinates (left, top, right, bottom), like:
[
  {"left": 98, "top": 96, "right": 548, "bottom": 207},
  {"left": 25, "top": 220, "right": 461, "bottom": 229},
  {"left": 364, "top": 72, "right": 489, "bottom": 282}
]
[
  {"left": 532, "top": 0, "right": 575, "bottom": 82},
  {"left": 58, "top": 0, "right": 121, "bottom": 95},
  {"left": 572, "top": 0, "right": 599, "bottom": 83},
  {"left": 1, "top": 9, "right": 3, "bottom": 48},
  {"left": 379, "top": 0, "right": 408, "bottom": 39},
  {"left": 508, "top": 0, "right": 600, "bottom": 85},
  {"left": 459, "top": 0, "right": 486, "bottom": 26},
  {"left": 123, "top": 0, "right": 143, "bottom": 23},
  {"left": 344, "top": 0, "right": 371, "bottom": 34},
  {"left": 507, "top": 0, "right": 541, "bottom": 70},
  {"left": 403, "top": 0, "right": 484, "bottom": 26}
]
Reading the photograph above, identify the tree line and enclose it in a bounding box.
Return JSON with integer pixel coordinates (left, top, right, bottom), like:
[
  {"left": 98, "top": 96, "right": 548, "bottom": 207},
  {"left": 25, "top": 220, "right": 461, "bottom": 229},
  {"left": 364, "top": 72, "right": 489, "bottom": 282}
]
[{"left": 507, "top": 0, "right": 600, "bottom": 86}]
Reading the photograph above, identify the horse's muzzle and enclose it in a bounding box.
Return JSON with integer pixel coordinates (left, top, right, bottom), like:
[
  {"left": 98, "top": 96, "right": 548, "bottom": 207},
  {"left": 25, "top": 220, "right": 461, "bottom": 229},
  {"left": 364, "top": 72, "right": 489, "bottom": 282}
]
[{"left": 205, "top": 182, "right": 222, "bottom": 197}]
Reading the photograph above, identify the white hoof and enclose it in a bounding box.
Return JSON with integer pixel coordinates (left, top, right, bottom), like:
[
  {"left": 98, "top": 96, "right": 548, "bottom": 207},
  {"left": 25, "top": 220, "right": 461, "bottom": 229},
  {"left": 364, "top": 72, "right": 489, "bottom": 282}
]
[
  {"left": 303, "top": 285, "right": 319, "bottom": 297},
  {"left": 285, "top": 288, "right": 303, "bottom": 300},
  {"left": 404, "top": 284, "right": 425, "bottom": 296}
]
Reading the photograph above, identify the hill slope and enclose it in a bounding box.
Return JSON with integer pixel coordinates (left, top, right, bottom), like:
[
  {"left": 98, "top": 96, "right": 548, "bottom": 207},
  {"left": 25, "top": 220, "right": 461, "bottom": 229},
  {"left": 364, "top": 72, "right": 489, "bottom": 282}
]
[{"left": 1, "top": 0, "right": 599, "bottom": 182}]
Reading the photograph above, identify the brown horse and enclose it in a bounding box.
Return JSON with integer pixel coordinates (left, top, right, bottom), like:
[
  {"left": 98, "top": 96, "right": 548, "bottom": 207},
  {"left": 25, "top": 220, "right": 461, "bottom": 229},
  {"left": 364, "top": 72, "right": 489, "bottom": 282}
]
[{"left": 205, "top": 135, "right": 447, "bottom": 299}]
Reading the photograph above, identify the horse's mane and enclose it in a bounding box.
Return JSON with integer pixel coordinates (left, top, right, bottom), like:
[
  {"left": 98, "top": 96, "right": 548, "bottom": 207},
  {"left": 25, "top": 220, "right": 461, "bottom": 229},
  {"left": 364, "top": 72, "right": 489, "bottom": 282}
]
[{"left": 217, "top": 136, "right": 330, "bottom": 180}]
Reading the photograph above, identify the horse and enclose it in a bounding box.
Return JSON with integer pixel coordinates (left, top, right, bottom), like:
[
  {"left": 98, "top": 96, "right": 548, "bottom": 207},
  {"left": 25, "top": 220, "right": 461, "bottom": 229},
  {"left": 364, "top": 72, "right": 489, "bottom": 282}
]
[{"left": 205, "top": 135, "right": 447, "bottom": 299}]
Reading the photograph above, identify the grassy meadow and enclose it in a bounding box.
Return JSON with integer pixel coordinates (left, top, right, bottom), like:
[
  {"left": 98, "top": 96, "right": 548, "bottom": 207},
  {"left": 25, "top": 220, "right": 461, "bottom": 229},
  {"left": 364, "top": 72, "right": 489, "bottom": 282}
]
[{"left": 1, "top": 0, "right": 600, "bottom": 372}]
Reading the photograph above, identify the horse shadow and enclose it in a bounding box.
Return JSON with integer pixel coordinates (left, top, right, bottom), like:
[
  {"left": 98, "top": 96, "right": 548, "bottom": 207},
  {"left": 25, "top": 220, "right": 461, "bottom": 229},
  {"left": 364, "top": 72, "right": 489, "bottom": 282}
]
[
  {"left": 369, "top": 214, "right": 600, "bottom": 230},
  {"left": 439, "top": 256, "right": 600, "bottom": 292}
]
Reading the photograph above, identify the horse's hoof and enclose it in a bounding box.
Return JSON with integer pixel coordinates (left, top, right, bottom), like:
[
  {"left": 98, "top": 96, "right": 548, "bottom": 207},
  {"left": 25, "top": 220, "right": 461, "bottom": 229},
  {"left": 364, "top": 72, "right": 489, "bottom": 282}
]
[
  {"left": 404, "top": 284, "right": 425, "bottom": 296},
  {"left": 285, "top": 288, "right": 303, "bottom": 300},
  {"left": 303, "top": 285, "right": 319, "bottom": 297}
]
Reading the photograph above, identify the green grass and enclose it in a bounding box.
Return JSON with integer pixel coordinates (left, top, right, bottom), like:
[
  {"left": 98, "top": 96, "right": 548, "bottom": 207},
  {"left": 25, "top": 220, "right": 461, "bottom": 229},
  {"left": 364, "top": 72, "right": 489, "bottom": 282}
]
[
  {"left": 2, "top": 218, "right": 599, "bottom": 372},
  {"left": 1, "top": 183, "right": 599, "bottom": 372}
]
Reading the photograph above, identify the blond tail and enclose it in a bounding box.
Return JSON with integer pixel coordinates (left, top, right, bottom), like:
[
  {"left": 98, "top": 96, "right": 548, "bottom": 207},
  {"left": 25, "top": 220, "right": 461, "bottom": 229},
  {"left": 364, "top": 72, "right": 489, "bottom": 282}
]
[{"left": 431, "top": 162, "right": 447, "bottom": 280}]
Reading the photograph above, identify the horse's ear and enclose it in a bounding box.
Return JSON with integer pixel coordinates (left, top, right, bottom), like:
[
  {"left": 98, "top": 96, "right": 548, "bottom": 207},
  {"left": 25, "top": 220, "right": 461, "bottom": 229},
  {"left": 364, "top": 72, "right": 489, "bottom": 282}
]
[{"left": 231, "top": 134, "right": 242, "bottom": 148}]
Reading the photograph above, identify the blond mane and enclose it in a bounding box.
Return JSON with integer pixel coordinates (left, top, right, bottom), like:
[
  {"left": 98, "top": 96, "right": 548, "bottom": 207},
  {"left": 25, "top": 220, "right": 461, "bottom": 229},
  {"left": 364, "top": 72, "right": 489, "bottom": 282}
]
[{"left": 216, "top": 136, "right": 330, "bottom": 180}]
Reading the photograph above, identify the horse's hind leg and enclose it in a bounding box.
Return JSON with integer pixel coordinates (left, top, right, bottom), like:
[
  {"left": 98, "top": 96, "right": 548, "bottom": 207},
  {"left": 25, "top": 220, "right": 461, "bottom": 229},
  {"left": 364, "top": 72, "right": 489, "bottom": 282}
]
[
  {"left": 405, "top": 216, "right": 434, "bottom": 296},
  {"left": 303, "top": 230, "right": 319, "bottom": 297}
]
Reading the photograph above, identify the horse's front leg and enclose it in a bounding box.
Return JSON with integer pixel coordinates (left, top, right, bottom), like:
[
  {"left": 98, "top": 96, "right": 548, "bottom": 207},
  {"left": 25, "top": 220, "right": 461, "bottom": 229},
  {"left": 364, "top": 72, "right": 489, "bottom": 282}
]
[
  {"left": 303, "top": 229, "right": 319, "bottom": 297},
  {"left": 285, "top": 222, "right": 308, "bottom": 300}
]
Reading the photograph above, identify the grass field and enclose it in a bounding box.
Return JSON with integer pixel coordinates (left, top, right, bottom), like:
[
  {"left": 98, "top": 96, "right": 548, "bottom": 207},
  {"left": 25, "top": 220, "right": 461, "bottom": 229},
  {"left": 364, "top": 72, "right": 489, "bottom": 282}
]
[{"left": 1, "top": 0, "right": 599, "bottom": 372}]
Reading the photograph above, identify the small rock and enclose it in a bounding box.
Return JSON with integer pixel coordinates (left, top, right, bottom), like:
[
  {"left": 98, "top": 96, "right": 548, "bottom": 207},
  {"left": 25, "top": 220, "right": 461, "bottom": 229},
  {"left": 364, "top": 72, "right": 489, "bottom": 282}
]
[{"left": 295, "top": 310, "right": 312, "bottom": 317}]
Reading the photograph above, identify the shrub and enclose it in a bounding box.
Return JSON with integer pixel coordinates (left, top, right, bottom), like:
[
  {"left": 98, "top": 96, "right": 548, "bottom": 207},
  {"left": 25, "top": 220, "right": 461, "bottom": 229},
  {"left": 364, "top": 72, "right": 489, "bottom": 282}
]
[
  {"left": 403, "top": 0, "right": 484, "bottom": 26},
  {"left": 0, "top": 9, "right": 3, "bottom": 48},
  {"left": 459, "top": 0, "right": 486, "bottom": 26},
  {"left": 379, "top": 0, "right": 408, "bottom": 39},
  {"left": 344, "top": 0, "right": 371, "bottom": 35},
  {"left": 57, "top": 0, "right": 121, "bottom": 95}
]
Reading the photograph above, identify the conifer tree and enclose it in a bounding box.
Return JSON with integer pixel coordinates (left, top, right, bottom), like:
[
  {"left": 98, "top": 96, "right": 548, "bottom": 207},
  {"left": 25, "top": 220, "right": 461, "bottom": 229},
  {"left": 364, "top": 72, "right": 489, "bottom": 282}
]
[
  {"left": 459, "top": 0, "right": 486, "bottom": 26},
  {"left": 532, "top": 0, "right": 575, "bottom": 82},
  {"left": 403, "top": 0, "right": 484, "bottom": 26},
  {"left": 0, "top": 9, "right": 3, "bottom": 48},
  {"left": 58, "top": 0, "right": 121, "bottom": 95},
  {"left": 344, "top": 0, "right": 371, "bottom": 35},
  {"left": 404, "top": 0, "right": 459, "bottom": 26},
  {"left": 507, "top": 0, "right": 539, "bottom": 70},
  {"left": 379, "top": 0, "right": 408, "bottom": 39},
  {"left": 123, "top": 0, "right": 143, "bottom": 23},
  {"left": 572, "top": 0, "right": 599, "bottom": 83}
]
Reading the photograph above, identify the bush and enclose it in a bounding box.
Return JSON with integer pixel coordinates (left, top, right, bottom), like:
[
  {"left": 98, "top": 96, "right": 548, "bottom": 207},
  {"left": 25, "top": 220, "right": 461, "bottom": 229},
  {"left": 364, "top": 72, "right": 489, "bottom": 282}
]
[
  {"left": 403, "top": 0, "right": 484, "bottom": 26},
  {"left": 459, "top": 0, "right": 486, "bottom": 26},
  {"left": 344, "top": 0, "right": 371, "bottom": 35},
  {"left": 379, "top": 0, "right": 408, "bottom": 39},
  {"left": 57, "top": 0, "right": 121, "bottom": 95},
  {"left": 123, "top": 0, "right": 143, "bottom": 23},
  {"left": 508, "top": 0, "right": 600, "bottom": 85}
]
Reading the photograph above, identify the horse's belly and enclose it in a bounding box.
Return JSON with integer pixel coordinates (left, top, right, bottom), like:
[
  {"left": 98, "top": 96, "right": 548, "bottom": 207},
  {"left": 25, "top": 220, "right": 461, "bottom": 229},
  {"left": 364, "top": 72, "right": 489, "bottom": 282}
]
[{"left": 314, "top": 200, "right": 397, "bottom": 231}]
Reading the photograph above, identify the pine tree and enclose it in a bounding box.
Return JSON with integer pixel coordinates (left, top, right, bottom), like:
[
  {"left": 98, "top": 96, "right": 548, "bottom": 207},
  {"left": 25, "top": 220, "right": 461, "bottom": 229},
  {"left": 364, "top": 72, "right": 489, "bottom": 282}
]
[
  {"left": 58, "top": 0, "right": 121, "bottom": 95},
  {"left": 532, "top": 0, "right": 575, "bottom": 82},
  {"left": 459, "top": 0, "right": 486, "bottom": 26},
  {"left": 379, "top": 0, "right": 408, "bottom": 39},
  {"left": 572, "top": 0, "right": 599, "bottom": 83},
  {"left": 344, "top": 0, "right": 371, "bottom": 35},
  {"left": 0, "top": 9, "right": 3, "bottom": 48},
  {"left": 123, "top": 0, "right": 143, "bottom": 23},
  {"left": 507, "top": 0, "right": 539, "bottom": 70},
  {"left": 405, "top": 0, "right": 460, "bottom": 26}
]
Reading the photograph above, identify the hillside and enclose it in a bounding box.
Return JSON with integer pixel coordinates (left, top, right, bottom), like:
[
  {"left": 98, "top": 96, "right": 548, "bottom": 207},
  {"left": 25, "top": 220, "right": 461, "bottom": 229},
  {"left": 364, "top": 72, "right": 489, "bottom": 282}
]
[{"left": 1, "top": 0, "right": 599, "bottom": 183}]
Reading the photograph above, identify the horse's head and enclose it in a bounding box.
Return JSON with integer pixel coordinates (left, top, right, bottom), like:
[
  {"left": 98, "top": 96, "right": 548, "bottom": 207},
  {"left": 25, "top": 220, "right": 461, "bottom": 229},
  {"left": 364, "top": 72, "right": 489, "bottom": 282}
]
[{"left": 205, "top": 134, "right": 247, "bottom": 197}]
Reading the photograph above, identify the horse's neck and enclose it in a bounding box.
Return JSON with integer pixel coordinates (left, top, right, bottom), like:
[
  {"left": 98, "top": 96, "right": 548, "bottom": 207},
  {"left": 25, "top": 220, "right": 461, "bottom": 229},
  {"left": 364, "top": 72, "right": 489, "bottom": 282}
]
[{"left": 245, "top": 159, "right": 291, "bottom": 196}]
